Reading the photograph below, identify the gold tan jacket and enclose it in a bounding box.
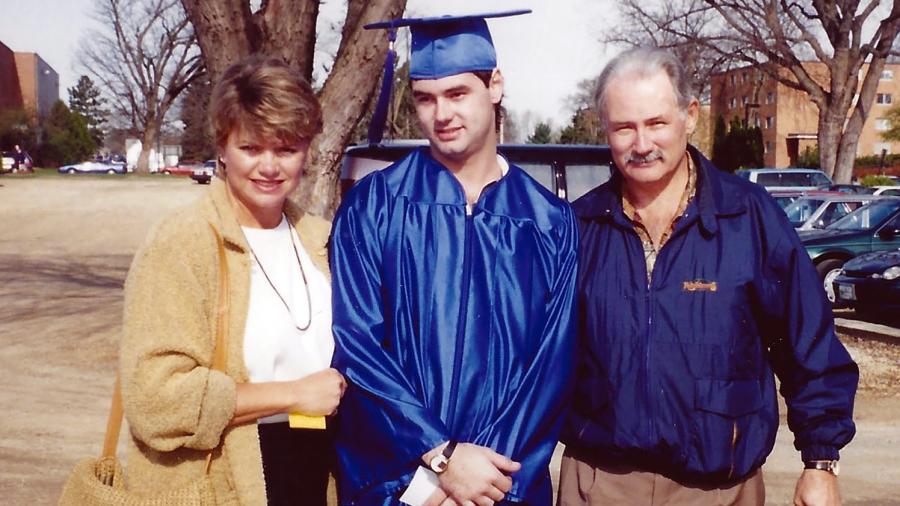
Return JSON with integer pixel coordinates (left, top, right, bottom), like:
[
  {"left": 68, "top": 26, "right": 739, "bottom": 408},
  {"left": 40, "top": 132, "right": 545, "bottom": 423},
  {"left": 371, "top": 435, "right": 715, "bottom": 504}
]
[{"left": 119, "top": 178, "right": 331, "bottom": 505}]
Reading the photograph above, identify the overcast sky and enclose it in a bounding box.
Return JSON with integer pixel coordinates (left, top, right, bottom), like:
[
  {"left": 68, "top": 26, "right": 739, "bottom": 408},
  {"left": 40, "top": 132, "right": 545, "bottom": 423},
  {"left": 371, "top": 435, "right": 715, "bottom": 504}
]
[{"left": 1, "top": 0, "right": 615, "bottom": 129}]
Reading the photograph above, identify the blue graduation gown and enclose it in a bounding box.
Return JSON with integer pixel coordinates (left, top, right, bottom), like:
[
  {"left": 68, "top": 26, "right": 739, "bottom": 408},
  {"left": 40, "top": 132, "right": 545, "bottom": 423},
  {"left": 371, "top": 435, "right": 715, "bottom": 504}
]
[{"left": 330, "top": 148, "right": 577, "bottom": 505}]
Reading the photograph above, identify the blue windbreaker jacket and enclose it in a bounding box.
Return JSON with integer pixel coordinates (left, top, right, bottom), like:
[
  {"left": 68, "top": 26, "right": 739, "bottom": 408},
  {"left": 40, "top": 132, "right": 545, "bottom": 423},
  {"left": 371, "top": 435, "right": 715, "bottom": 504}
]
[
  {"left": 561, "top": 148, "right": 858, "bottom": 484},
  {"left": 331, "top": 148, "right": 577, "bottom": 505}
]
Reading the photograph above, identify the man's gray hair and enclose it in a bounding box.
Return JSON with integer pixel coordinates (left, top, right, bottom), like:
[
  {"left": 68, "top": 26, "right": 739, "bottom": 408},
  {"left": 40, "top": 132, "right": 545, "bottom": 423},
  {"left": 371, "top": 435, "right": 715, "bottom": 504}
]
[{"left": 593, "top": 47, "right": 695, "bottom": 126}]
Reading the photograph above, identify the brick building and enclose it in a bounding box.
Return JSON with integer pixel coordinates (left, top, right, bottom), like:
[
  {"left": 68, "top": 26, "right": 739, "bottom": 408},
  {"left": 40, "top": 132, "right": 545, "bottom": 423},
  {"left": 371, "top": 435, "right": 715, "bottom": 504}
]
[
  {"left": 710, "top": 62, "right": 900, "bottom": 168},
  {"left": 0, "top": 40, "right": 59, "bottom": 119}
]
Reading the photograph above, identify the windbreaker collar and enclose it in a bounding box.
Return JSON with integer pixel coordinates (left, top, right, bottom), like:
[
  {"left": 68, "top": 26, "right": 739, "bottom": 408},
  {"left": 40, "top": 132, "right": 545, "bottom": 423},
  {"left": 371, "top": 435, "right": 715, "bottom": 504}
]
[{"left": 576, "top": 145, "right": 746, "bottom": 236}]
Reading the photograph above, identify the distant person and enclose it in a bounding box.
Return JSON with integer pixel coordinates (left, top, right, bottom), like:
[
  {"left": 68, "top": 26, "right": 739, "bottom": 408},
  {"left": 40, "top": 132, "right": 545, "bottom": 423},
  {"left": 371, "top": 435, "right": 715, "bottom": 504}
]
[
  {"left": 330, "top": 10, "right": 578, "bottom": 506},
  {"left": 560, "top": 47, "right": 858, "bottom": 506},
  {"left": 119, "top": 55, "right": 344, "bottom": 505},
  {"left": 12, "top": 144, "right": 28, "bottom": 172}
]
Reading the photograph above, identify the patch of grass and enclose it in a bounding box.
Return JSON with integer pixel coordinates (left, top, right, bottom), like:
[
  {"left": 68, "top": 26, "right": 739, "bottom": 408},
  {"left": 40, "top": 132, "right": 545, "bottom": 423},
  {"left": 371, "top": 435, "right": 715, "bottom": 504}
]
[{"left": 2, "top": 168, "right": 178, "bottom": 180}]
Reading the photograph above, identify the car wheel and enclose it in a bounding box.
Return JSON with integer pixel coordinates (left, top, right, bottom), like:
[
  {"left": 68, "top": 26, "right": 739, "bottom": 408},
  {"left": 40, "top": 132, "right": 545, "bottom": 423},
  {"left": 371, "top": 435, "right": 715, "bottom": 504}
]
[
  {"left": 66, "top": 168, "right": 76, "bottom": 174},
  {"left": 816, "top": 258, "right": 845, "bottom": 304}
]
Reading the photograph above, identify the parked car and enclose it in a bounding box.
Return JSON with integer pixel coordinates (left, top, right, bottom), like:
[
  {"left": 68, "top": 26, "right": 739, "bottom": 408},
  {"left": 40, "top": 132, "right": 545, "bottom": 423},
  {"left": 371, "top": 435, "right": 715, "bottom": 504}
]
[
  {"left": 189, "top": 160, "right": 216, "bottom": 184},
  {"left": 161, "top": 160, "right": 202, "bottom": 176},
  {"left": 770, "top": 190, "right": 804, "bottom": 210},
  {"left": 735, "top": 167, "right": 832, "bottom": 192},
  {"left": 815, "top": 183, "right": 875, "bottom": 194},
  {"left": 0, "top": 152, "right": 15, "bottom": 173},
  {"left": 341, "top": 142, "right": 613, "bottom": 201},
  {"left": 1, "top": 150, "right": 33, "bottom": 173},
  {"left": 58, "top": 160, "right": 127, "bottom": 175},
  {"left": 799, "top": 197, "right": 900, "bottom": 303},
  {"left": 832, "top": 248, "right": 900, "bottom": 315},
  {"left": 871, "top": 185, "right": 900, "bottom": 197},
  {"left": 784, "top": 194, "right": 880, "bottom": 231}
]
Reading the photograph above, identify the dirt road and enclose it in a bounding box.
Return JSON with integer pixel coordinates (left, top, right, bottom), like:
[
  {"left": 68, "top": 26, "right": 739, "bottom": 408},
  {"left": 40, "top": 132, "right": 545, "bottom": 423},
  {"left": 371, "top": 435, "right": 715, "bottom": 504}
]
[{"left": 1, "top": 176, "right": 898, "bottom": 505}]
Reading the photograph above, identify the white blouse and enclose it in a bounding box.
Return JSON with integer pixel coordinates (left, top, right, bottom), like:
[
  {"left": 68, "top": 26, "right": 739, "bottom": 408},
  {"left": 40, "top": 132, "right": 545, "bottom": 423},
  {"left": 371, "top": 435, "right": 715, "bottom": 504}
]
[{"left": 241, "top": 215, "right": 333, "bottom": 424}]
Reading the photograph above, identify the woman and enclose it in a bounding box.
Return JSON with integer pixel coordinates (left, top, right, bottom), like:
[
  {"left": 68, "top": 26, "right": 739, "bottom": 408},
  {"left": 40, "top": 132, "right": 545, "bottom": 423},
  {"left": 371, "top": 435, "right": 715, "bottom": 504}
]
[{"left": 119, "top": 55, "right": 344, "bottom": 505}]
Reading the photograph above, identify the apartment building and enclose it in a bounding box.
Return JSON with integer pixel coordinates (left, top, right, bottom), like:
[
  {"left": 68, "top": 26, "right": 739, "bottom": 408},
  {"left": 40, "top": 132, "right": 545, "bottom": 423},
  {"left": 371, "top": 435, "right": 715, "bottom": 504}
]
[
  {"left": 710, "top": 61, "right": 900, "bottom": 167},
  {"left": 0, "top": 40, "right": 59, "bottom": 119}
]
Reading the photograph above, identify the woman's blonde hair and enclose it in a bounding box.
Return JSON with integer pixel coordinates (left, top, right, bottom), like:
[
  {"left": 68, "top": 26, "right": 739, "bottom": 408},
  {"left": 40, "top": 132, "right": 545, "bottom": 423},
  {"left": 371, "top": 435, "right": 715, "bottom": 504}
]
[{"left": 210, "top": 55, "right": 322, "bottom": 148}]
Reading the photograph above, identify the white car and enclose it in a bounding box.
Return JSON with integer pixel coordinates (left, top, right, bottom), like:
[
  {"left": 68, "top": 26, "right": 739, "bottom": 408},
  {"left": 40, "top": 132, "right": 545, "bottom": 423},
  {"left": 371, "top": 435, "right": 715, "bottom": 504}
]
[
  {"left": 871, "top": 185, "right": 900, "bottom": 197},
  {"left": 784, "top": 194, "right": 881, "bottom": 231},
  {"left": 735, "top": 168, "right": 832, "bottom": 192}
]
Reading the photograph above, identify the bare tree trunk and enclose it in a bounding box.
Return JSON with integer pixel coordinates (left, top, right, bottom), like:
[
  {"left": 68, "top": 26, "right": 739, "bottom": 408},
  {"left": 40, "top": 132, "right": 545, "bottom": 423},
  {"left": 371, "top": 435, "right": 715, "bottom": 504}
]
[
  {"left": 294, "top": 0, "right": 407, "bottom": 217},
  {"left": 817, "top": 113, "right": 840, "bottom": 179},
  {"left": 137, "top": 122, "right": 161, "bottom": 173},
  {"left": 178, "top": 0, "right": 256, "bottom": 78}
]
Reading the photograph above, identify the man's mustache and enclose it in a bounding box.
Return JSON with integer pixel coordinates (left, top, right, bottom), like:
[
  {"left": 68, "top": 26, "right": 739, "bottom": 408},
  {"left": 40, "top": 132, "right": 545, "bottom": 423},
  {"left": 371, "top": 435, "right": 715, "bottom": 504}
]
[{"left": 626, "top": 151, "right": 663, "bottom": 165}]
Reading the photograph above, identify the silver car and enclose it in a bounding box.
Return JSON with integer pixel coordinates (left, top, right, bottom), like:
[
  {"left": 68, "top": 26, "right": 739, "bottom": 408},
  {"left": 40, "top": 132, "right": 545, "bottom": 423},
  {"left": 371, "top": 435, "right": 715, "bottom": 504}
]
[{"left": 785, "top": 194, "right": 881, "bottom": 231}]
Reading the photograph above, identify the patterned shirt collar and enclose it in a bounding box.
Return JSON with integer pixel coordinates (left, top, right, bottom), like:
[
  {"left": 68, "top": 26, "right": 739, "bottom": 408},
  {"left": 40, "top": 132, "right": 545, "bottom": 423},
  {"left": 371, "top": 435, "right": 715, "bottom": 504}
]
[{"left": 620, "top": 153, "right": 697, "bottom": 281}]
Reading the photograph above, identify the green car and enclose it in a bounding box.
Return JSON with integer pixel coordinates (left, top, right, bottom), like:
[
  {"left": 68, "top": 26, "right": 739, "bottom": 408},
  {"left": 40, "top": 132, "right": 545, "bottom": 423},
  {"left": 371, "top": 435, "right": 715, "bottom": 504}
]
[{"left": 799, "top": 197, "right": 900, "bottom": 303}]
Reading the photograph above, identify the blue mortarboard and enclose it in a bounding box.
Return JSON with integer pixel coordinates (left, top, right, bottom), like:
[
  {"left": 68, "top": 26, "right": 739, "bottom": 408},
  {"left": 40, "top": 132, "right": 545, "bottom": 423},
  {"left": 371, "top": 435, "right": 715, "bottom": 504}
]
[{"left": 363, "top": 10, "right": 531, "bottom": 144}]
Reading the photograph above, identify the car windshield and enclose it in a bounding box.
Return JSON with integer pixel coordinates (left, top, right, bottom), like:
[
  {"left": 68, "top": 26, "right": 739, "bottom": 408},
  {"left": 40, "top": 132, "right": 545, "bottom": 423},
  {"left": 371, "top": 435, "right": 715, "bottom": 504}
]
[
  {"left": 827, "top": 200, "right": 900, "bottom": 231},
  {"left": 784, "top": 198, "right": 825, "bottom": 225}
]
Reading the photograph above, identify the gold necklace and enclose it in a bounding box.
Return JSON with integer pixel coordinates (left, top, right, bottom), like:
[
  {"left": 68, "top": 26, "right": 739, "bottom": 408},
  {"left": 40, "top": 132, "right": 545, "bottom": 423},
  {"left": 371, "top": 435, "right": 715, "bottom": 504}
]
[{"left": 245, "top": 219, "right": 312, "bottom": 331}]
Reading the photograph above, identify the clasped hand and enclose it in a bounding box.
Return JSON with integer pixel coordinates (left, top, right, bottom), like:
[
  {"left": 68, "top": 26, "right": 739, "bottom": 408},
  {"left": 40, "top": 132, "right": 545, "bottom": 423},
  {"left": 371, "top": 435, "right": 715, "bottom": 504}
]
[{"left": 423, "top": 443, "right": 521, "bottom": 506}]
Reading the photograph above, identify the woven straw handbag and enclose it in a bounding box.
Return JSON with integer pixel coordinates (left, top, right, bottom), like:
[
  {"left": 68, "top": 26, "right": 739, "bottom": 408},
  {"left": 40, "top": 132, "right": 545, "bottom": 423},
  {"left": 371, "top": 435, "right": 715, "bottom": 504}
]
[{"left": 58, "top": 227, "right": 230, "bottom": 505}]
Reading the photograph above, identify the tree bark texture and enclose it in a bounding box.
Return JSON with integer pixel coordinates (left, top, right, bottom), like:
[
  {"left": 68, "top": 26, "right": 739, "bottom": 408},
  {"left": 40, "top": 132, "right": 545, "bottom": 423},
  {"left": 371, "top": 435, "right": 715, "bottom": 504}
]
[{"left": 181, "top": 0, "right": 408, "bottom": 216}]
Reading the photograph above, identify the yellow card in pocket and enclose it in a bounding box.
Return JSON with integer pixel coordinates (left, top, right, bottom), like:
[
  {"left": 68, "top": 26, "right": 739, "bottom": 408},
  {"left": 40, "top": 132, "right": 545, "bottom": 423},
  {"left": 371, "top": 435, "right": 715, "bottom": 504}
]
[{"left": 288, "top": 413, "right": 327, "bottom": 430}]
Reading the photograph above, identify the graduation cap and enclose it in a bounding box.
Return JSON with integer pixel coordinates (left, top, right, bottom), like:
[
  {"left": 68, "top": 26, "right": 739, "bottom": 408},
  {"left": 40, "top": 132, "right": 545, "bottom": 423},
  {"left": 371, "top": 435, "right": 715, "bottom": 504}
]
[{"left": 363, "top": 9, "right": 531, "bottom": 144}]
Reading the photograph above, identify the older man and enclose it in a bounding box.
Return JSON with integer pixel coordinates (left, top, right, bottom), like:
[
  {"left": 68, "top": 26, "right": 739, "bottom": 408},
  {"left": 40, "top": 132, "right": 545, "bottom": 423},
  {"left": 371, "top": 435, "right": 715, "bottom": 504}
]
[{"left": 559, "top": 47, "right": 858, "bottom": 506}]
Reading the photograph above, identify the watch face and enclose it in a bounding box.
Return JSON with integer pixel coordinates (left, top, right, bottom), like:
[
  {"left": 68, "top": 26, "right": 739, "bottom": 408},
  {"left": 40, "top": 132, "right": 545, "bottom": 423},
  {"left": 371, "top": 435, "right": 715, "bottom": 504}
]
[{"left": 430, "top": 455, "right": 449, "bottom": 474}]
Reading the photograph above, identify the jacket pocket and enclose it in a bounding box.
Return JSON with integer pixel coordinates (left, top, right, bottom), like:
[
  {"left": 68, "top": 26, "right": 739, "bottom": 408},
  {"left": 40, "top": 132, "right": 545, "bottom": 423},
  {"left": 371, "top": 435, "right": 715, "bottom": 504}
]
[
  {"left": 690, "top": 379, "right": 763, "bottom": 479},
  {"left": 695, "top": 379, "right": 762, "bottom": 417}
]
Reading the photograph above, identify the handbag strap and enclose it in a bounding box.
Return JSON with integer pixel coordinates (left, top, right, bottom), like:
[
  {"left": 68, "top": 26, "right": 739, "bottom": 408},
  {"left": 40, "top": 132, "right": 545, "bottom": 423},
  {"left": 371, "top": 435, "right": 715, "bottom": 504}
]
[{"left": 101, "top": 225, "right": 231, "bottom": 471}]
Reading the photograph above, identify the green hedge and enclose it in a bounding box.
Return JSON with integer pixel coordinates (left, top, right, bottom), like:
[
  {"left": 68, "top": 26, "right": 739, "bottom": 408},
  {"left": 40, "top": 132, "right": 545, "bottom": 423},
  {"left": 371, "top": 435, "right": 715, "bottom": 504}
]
[
  {"left": 859, "top": 175, "right": 898, "bottom": 186},
  {"left": 854, "top": 153, "right": 900, "bottom": 168}
]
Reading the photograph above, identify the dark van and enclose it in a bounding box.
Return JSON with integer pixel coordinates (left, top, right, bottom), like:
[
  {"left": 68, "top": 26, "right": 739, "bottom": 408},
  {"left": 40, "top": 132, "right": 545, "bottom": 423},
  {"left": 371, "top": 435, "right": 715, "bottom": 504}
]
[{"left": 340, "top": 141, "right": 614, "bottom": 202}]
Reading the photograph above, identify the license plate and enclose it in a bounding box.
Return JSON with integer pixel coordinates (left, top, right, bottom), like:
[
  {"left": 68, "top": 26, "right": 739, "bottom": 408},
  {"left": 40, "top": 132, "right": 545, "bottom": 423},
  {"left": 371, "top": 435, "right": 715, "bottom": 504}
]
[{"left": 837, "top": 283, "right": 856, "bottom": 301}]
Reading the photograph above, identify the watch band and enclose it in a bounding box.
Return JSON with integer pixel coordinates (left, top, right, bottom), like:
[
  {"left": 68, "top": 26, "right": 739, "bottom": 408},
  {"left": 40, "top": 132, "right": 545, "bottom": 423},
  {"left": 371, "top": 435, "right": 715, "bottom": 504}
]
[{"left": 804, "top": 459, "right": 840, "bottom": 476}]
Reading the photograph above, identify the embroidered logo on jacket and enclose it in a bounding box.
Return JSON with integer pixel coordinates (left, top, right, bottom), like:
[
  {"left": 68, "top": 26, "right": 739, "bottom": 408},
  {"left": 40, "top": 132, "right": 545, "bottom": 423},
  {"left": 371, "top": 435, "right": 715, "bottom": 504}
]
[{"left": 682, "top": 280, "right": 718, "bottom": 292}]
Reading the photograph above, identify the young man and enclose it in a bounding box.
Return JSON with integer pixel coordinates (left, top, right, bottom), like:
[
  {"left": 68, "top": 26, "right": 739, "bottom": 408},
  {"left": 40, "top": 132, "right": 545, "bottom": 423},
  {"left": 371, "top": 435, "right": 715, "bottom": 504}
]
[
  {"left": 330, "top": 11, "right": 578, "bottom": 506},
  {"left": 560, "top": 47, "right": 858, "bottom": 506}
]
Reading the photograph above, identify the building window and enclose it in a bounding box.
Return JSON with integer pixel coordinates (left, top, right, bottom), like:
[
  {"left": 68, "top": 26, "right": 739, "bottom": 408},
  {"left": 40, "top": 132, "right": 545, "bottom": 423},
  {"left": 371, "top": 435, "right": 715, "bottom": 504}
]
[
  {"left": 874, "top": 142, "right": 892, "bottom": 155},
  {"left": 753, "top": 116, "right": 760, "bottom": 128},
  {"left": 730, "top": 97, "right": 737, "bottom": 109},
  {"left": 731, "top": 74, "right": 736, "bottom": 85},
  {"left": 765, "top": 116, "right": 774, "bottom": 129},
  {"left": 881, "top": 70, "right": 894, "bottom": 80},
  {"left": 876, "top": 118, "right": 891, "bottom": 131},
  {"left": 765, "top": 141, "right": 773, "bottom": 154},
  {"left": 766, "top": 92, "right": 774, "bottom": 104},
  {"left": 742, "top": 95, "right": 749, "bottom": 105},
  {"left": 877, "top": 93, "right": 892, "bottom": 105}
]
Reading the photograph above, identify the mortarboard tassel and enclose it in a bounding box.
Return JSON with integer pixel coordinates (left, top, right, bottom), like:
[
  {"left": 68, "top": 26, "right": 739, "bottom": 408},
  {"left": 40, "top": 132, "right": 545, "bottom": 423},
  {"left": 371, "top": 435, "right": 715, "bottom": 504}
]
[{"left": 367, "top": 27, "right": 398, "bottom": 145}]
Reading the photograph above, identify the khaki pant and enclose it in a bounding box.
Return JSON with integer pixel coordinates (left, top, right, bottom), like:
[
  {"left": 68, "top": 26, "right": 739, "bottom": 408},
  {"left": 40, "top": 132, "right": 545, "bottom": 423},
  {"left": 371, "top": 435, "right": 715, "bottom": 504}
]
[{"left": 557, "top": 450, "right": 765, "bottom": 506}]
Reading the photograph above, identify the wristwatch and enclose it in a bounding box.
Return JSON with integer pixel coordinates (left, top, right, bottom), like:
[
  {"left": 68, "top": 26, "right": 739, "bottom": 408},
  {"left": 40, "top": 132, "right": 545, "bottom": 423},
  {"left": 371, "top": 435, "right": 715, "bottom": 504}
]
[
  {"left": 804, "top": 460, "right": 840, "bottom": 476},
  {"left": 429, "top": 440, "right": 458, "bottom": 474}
]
